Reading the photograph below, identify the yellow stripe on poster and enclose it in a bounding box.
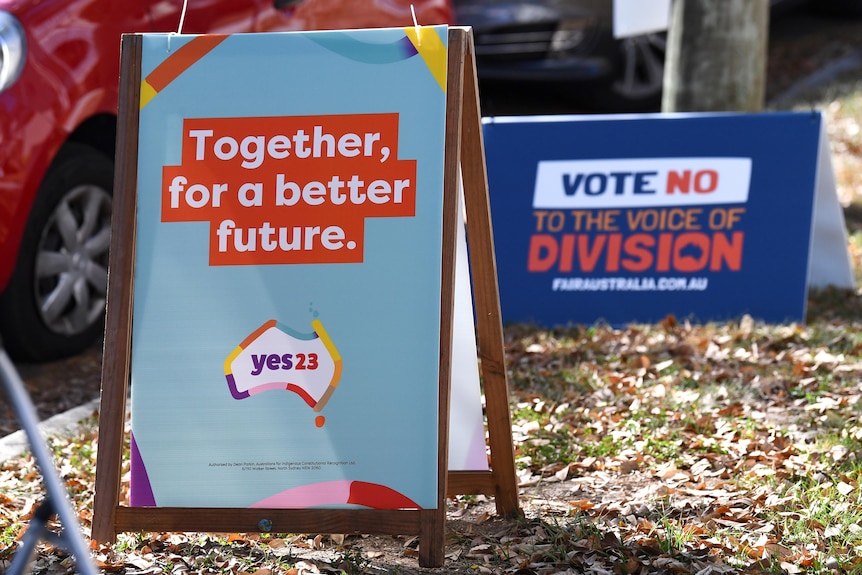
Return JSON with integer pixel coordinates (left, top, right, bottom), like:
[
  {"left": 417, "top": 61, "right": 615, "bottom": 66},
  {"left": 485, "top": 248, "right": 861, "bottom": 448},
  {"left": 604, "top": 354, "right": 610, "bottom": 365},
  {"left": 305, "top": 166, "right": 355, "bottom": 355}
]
[
  {"left": 140, "top": 79, "right": 158, "bottom": 109},
  {"left": 404, "top": 26, "right": 447, "bottom": 93}
]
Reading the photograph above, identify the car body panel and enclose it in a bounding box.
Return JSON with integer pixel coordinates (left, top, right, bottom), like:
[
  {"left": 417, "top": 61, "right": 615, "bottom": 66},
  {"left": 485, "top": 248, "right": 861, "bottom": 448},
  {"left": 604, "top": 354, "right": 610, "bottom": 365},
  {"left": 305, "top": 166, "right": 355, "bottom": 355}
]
[
  {"left": 0, "top": 0, "right": 452, "bottom": 292},
  {"left": 0, "top": 0, "right": 153, "bottom": 290},
  {"left": 257, "top": 0, "right": 452, "bottom": 32}
]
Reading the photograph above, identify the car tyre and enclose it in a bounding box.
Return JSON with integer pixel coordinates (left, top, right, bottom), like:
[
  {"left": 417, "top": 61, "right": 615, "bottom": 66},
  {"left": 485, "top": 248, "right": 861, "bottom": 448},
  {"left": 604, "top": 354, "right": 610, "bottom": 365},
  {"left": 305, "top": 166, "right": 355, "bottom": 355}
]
[{"left": 0, "top": 142, "right": 113, "bottom": 362}]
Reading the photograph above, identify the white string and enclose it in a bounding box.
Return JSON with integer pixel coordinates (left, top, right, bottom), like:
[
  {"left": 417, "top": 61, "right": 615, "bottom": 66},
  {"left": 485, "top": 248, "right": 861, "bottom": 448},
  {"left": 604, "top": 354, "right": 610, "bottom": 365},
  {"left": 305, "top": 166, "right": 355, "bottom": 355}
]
[
  {"left": 178, "top": 0, "right": 189, "bottom": 34},
  {"left": 168, "top": 0, "right": 190, "bottom": 52},
  {"left": 410, "top": 4, "right": 421, "bottom": 46}
]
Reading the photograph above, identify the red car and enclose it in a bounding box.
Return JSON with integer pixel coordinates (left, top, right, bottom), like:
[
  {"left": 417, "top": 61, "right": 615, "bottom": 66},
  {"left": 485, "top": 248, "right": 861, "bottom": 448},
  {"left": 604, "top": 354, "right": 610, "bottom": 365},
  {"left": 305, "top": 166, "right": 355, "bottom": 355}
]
[{"left": 0, "top": 0, "right": 452, "bottom": 361}]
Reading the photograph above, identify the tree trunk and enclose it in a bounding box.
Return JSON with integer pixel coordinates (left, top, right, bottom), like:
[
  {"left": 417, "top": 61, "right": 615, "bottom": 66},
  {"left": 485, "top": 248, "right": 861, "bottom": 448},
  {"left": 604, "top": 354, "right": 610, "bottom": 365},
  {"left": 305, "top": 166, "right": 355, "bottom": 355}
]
[{"left": 662, "top": 0, "right": 769, "bottom": 112}]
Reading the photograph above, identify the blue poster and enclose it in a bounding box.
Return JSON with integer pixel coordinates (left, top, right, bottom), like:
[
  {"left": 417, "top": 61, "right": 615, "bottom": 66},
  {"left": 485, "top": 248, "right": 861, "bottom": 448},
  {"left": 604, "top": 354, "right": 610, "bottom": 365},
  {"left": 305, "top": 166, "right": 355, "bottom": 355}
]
[
  {"left": 483, "top": 112, "right": 822, "bottom": 326},
  {"left": 130, "top": 27, "right": 449, "bottom": 509}
]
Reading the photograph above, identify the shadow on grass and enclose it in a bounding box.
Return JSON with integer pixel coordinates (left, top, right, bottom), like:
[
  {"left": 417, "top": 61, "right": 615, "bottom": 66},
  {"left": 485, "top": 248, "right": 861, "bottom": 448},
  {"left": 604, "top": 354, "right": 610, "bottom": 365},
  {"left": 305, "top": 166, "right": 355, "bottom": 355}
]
[
  {"left": 844, "top": 203, "right": 862, "bottom": 235},
  {"left": 807, "top": 286, "right": 862, "bottom": 323},
  {"left": 807, "top": 204, "right": 862, "bottom": 323}
]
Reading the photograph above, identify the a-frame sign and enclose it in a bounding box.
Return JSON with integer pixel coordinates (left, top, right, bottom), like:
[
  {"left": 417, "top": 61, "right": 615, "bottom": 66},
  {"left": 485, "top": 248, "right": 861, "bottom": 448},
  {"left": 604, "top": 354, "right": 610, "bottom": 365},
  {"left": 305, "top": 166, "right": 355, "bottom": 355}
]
[{"left": 93, "top": 26, "right": 518, "bottom": 568}]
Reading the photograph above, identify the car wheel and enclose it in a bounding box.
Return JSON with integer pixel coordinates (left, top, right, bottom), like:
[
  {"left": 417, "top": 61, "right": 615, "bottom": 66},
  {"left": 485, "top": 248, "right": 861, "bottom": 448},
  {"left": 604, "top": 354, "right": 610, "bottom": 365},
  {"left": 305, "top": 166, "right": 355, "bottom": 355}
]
[
  {"left": 0, "top": 142, "right": 113, "bottom": 362},
  {"left": 591, "top": 32, "right": 666, "bottom": 112}
]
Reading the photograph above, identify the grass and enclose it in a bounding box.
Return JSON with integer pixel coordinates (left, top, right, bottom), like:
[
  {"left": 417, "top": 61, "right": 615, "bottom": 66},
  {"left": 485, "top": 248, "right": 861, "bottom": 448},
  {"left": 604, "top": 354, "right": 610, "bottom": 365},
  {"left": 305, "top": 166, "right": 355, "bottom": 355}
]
[{"left": 502, "top": 293, "right": 862, "bottom": 571}]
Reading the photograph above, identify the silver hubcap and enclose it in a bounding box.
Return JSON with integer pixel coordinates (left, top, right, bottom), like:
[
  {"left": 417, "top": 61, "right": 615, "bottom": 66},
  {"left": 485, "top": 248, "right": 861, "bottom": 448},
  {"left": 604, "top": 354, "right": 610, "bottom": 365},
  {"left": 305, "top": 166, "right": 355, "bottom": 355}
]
[{"left": 35, "top": 184, "right": 112, "bottom": 336}]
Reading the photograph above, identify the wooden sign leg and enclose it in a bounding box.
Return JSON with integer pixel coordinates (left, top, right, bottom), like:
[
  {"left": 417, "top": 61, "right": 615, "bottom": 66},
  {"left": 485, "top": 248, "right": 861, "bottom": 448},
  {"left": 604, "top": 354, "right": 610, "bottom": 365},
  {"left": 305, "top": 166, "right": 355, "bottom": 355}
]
[
  {"left": 419, "top": 508, "right": 446, "bottom": 568},
  {"left": 92, "top": 33, "right": 143, "bottom": 545},
  {"left": 415, "top": 25, "right": 470, "bottom": 570},
  {"left": 455, "top": 27, "right": 520, "bottom": 518}
]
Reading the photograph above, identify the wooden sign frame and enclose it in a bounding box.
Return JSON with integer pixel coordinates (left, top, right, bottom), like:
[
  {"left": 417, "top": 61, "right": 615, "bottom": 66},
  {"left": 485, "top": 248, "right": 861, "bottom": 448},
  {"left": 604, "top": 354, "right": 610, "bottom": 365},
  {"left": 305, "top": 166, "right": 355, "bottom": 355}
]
[{"left": 93, "top": 26, "right": 518, "bottom": 568}]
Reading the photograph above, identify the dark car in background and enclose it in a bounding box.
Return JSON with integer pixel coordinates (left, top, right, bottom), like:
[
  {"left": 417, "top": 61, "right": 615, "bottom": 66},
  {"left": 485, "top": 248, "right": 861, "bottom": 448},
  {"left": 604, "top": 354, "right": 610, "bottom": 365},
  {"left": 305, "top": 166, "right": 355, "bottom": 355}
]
[
  {"left": 453, "top": 0, "right": 664, "bottom": 111},
  {"left": 454, "top": 0, "right": 862, "bottom": 113}
]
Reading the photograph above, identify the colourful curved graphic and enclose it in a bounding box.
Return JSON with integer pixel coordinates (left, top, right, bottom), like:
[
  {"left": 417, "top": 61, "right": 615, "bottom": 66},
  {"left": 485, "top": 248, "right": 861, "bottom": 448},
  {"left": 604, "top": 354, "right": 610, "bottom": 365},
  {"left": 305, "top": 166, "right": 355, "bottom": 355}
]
[
  {"left": 306, "top": 33, "right": 419, "bottom": 64},
  {"left": 140, "top": 26, "right": 447, "bottom": 110},
  {"left": 141, "top": 35, "right": 228, "bottom": 109},
  {"left": 130, "top": 432, "right": 156, "bottom": 507},
  {"left": 224, "top": 319, "right": 342, "bottom": 414},
  {"left": 251, "top": 479, "right": 420, "bottom": 509},
  {"left": 301, "top": 27, "right": 447, "bottom": 92},
  {"left": 403, "top": 26, "right": 448, "bottom": 92}
]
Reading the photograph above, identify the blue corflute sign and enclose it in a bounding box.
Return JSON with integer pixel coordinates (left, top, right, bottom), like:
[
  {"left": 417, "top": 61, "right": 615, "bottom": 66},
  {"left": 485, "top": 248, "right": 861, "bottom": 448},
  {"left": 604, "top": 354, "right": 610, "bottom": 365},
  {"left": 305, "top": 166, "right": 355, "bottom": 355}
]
[{"left": 483, "top": 112, "right": 824, "bottom": 326}]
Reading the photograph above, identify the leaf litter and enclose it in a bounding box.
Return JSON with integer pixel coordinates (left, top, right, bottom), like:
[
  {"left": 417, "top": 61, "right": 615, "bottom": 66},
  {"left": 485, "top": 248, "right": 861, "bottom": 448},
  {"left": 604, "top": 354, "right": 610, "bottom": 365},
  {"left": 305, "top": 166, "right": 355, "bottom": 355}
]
[{"left": 3, "top": 298, "right": 862, "bottom": 574}]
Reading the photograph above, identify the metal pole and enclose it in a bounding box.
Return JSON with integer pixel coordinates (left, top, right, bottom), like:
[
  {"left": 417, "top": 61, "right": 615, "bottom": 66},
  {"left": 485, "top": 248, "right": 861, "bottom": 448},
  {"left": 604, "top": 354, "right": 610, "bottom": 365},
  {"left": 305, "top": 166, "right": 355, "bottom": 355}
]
[{"left": 0, "top": 347, "right": 98, "bottom": 575}]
